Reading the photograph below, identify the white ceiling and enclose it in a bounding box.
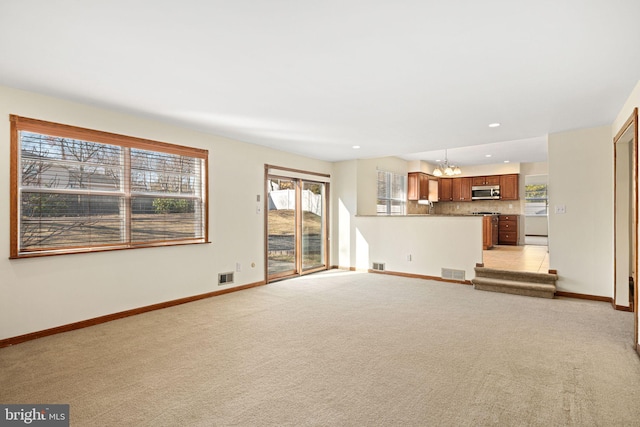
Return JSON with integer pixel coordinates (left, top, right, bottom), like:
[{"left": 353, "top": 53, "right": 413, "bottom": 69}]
[{"left": 1, "top": 1, "right": 639, "bottom": 165}]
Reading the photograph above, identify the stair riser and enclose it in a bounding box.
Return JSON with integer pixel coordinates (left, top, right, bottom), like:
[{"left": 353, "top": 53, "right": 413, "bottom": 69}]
[
  {"left": 471, "top": 278, "right": 555, "bottom": 292},
  {"left": 475, "top": 267, "right": 558, "bottom": 284},
  {"left": 475, "top": 272, "right": 557, "bottom": 284},
  {"left": 474, "top": 283, "right": 555, "bottom": 299}
]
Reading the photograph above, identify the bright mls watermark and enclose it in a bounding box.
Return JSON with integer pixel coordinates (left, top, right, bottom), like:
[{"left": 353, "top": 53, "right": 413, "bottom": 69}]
[{"left": 0, "top": 405, "right": 69, "bottom": 426}]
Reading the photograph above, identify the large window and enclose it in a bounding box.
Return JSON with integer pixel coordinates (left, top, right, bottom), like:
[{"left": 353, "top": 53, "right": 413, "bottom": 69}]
[
  {"left": 377, "top": 170, "right": 406, "bottom": 215},
  {"left": 10, "top": 116, "right": 208, "bottom": 258}
]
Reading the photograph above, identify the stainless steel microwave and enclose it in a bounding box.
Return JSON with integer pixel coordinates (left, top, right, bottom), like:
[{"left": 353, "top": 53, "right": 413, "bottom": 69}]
[{"left": 471, "top": 185, "right": 500, "bottom": 200}]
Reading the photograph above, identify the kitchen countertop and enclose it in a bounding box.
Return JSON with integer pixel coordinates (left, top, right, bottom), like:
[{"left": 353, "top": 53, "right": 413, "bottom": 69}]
[{"left": 356, "top": 213, "right": 495, "bottom": 217}]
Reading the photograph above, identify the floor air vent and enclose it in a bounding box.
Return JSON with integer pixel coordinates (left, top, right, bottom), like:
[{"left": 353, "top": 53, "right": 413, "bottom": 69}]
[
  {"left": 441, "top": 268, "right": 465, "bottom": 281},
  {"left": 372, "top": 262, "right": 385, "bottom": 271},
  {"left": 218, "top": 272, "right": 234, "bottom": 285}
]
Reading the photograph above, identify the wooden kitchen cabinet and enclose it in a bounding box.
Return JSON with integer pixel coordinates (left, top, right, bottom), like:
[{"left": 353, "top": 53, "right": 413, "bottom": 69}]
[
  {"left": 408, "top": 172, "right": 425, "bottom": 201},
  {"left": 498, "top": 214, "right": 519, "bottom": 245},
  {"left": 472, "top": 176, "right": 500, "bottom": 186},
  {"left": 483, "top": 215, "right": 499, "bottom": 250},
  {"left": 500, "top": 174, "right": 519, "bottom": 200},
  {"left": 408, "top": 172, "right": 437, "bottom": 201},
  {"left": 439, "top": 174, "right": 519, "bottom": 202},
  {"left": 438, "top": 178, "right": 453, "bottom": 201},
  {"left": 452, "top": 177, "right": 472, "bottom": 201}
]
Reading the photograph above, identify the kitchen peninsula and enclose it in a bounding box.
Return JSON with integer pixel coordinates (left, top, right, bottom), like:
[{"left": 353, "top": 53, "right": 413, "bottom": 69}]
[
  {"left": 352, "top": 214, "right": 483, "bottom": 282},
  {"left": 336, "top": 158, "right": 525, "bottom": 282}
]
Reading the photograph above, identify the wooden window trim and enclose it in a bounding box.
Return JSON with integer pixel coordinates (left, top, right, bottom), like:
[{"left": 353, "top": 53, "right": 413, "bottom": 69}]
[
  {"left": 9, "top": 115, "right": 209, "bottom": 259},
  {"left": 10, "top": 115, "right": 207, "bottom": 159}
]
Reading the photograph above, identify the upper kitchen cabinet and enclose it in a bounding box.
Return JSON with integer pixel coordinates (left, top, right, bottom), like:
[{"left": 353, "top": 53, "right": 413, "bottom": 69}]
[
  {"left": 472, "top": 176, "right": 501, "bottom": 186},
  {"left": 438, "top": 178, "right": 453, "bottom": 201},
  {"left": 408, "top": 172, "right": 438, "bottom": 201},
  {"left": 452, "top": 177, "right": 472, "bottom": 201},
  {"left": 439, "top": 177, "right": 471, "bottom": 202},
  {"left": 408, "top": 172, "right": 425, "bottom": 200},
  {"left": 500, "top": 174, "right": 519, "bottom": 200}
]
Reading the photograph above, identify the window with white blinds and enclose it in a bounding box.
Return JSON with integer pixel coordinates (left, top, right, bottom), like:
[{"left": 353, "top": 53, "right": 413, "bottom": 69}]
[
  {"left": 377, "top": 170, "right": 406, "bottom": 215},
  {"left": 10, "top": 116, "right": 208, "bottom": 258}
]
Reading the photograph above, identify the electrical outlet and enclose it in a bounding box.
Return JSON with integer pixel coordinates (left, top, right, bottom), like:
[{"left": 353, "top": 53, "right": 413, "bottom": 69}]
[
  {"left": 236, "top": 262, "right": 241, "bottom": 272},
  {"left": 407, "top": 254, "right": 412, "bottom": 261},
  {"left": 555, "top": 205, "right": 566, "bottom": 214}
]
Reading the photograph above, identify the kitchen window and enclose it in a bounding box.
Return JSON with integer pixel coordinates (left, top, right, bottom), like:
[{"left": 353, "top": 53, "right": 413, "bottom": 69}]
[
  {"left": 10, "top": 115, "right": 208, "bottom": 258},
  {"left": 524, "top": 183, "right": 548, "bottom": 216},
  {"left": 377, "top": 170, "right": 406, "bottom": 215}
]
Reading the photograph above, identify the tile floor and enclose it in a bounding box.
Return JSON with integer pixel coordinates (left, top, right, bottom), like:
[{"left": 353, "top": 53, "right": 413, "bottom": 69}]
[{"left": 482, "top": 242, "right": 550, "bottom": 273}]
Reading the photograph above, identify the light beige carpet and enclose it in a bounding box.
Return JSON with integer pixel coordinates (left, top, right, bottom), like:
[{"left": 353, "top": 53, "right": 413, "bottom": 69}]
[{"left": 1, "top": 271, "right": 640, "bottom": 426}]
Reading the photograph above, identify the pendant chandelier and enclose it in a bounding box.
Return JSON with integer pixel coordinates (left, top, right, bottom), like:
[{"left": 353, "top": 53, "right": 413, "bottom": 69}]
[{"left": 432, "top": 149, "right": 461, "bottom": 176}]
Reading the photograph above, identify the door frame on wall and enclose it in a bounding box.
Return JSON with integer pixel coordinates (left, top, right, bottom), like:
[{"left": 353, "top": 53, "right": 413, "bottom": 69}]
[
  {"left": 264, "top": 164, "right": 330, "bottom": 283},
  {"left": 613, "top": 107, "right": 638, "bottom": 348}
]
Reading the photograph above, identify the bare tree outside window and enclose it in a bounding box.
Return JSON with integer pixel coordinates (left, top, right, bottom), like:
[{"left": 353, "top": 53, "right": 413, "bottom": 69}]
[{"left": 10, "top": 115, "right": 208, "bottom": 258}]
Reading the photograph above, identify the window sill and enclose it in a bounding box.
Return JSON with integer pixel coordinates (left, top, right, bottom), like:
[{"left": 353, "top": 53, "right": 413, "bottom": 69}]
[{"left": 10, "top": 239, "right": 211, "bottom": 259}]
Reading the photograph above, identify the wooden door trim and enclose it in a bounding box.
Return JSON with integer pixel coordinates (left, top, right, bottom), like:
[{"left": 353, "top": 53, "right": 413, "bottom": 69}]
[
  {"left": 264, "top": 165, "right": 331, "bottom": 283},
  {"left": 612, "top": 107, "right": 638, "bottom": 347}
]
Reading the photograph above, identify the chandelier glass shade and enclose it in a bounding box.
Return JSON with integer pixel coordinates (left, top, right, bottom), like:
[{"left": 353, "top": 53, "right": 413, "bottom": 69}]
[{"left": 432, "top": 150, "right": 461, "bottom": 176}]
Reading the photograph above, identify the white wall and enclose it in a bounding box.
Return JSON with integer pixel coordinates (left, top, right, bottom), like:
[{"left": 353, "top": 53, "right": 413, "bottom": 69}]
[
  {"left": 525, "top": 217, "right": 548, "bottom": 236},
  {"left": 548, "top": 125, "right": 613, "bottom": 297},
  {"left": 333, "top": 160, "right": 358, "bottom": 269},
  {"left": 453, "top": 163, "right": 521, "bottom": 177},
  {"left": 353, "top": 216, "right": 483, "bottom": 280},
  {"left": 408, "top": 160, "right": 522, "bottom": 177},
  {"left": 520, "top": 162, "right": 549, "bottom": 177},
  {"left": 0, "top": 85, "right": 332, "bottom": 340},
  {"left": 356, "top": 157, "right": 408, "bottom": 215},
  {"left": 613, "top": 80, "right": 640, "bottom": 132}
]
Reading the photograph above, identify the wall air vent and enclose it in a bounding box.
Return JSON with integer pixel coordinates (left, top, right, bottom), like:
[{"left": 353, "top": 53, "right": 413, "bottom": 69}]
[
  {"left": 372, "top": 262, "right": 385, "bottom": 271},
  {"left": 218, "top": 272, "right": 234, "bottom": 285},
  {"left": 441, "top": 268, "right": 465, "bottom": 281}
]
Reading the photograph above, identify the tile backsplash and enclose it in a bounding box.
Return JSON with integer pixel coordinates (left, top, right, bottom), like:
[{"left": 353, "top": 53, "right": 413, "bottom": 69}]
[
  {"left": 407, "top": 200, "right": 523, "bottom": 215},
  {"left": 435, "top": 200, "right": 523, "bottom": 215}
]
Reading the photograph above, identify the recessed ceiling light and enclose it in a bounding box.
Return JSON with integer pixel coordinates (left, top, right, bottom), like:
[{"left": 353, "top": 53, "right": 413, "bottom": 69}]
[
  {"left": 504, "top": 160, "right": 510, "bottom": 163},
  {"left": 488, "top": 123, "right": 501, "bottom": 128},
  {"left": 485, "top": 154, "right": 492, "bottom": 158},
  {"left": 352, "top": 145, "right": 360, "bottom": 149}
]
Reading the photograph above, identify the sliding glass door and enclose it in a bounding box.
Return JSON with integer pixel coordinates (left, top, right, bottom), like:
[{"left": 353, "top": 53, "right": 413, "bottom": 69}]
[
  {"left": 266, "top": 172, "right": 328, "bottom": 281},
  {"left": 267, "top": 177, "right": 297, "bottom": 278},
  {"left": 302, "top": 181, "right": 325, "bottom": 271}
]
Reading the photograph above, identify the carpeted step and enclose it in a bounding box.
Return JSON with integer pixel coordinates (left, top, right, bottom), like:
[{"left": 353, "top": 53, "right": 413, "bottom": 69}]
[
  {"left": 471, "top": 276, "right": 556, "bottom": 299},
  {"left": 472, "top": 266, "right": 558, "bottom": 299},
  {"left": 474, "top": 267, "right": 558, "bottom": 285}
]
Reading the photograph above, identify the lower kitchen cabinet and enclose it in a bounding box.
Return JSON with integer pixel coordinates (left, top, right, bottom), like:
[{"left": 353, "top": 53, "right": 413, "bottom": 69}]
[
  {"left": 483, "top": 215, "right": 499, "bottom": 250},
  {"left": 498, "top": 214, "right": 519, "bottom": 245}
]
